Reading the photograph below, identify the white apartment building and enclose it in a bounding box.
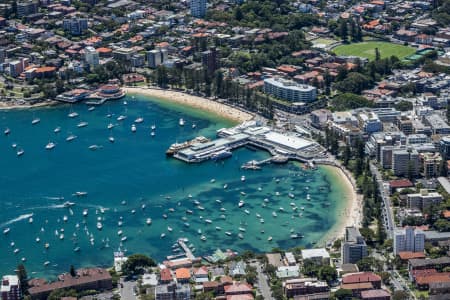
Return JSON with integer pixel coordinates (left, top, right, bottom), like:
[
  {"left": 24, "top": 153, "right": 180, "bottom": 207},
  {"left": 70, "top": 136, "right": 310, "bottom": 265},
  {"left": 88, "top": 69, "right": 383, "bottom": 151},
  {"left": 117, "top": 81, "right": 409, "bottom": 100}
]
[{"left": 393, "top": 227, "right": 425, "bottom": 255}]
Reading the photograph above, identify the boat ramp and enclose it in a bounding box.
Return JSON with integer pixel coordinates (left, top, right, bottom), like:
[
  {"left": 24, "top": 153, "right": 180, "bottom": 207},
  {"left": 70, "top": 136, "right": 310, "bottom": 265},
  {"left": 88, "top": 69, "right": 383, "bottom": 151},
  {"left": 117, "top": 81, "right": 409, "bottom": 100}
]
[{"left": 169, "top": 121, "right": 326, "bottom": 164}]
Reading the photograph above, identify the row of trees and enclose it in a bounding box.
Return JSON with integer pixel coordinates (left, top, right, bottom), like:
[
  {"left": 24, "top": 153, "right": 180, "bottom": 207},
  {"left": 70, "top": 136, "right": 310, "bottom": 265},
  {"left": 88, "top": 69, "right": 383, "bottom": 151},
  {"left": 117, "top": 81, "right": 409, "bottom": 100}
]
[
  {"left": 333, "top": 18, "right": 363, "bottom": 43},
  {"left": 150, "top": 65, "right": 275, "bottom": 118}
]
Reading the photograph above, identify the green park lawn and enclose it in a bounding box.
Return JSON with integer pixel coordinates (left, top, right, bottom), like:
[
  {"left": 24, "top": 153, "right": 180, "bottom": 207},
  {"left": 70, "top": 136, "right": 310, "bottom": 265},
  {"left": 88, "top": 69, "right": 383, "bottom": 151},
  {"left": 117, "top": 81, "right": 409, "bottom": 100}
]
[{"left": 333, "top": 41, "right": 416, "bottom": 61}]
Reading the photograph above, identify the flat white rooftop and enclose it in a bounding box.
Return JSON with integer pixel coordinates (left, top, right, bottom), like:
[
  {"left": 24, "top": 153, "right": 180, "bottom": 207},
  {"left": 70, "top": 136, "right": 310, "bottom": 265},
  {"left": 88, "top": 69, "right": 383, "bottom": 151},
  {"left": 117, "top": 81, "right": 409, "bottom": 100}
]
[
  {"left": 264, "top": 132, "right": 314, "bottom": 151},
  {"left": 301, "top": 248, "right": 330, "bottom": 259}
]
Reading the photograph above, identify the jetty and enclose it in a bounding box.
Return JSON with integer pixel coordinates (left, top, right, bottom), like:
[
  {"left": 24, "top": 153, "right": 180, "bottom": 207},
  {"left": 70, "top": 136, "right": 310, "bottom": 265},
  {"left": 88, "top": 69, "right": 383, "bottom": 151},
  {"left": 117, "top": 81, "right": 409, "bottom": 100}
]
[
  {"left": 177, "top": 238, "right": 195, "bottom": 260},
  {"left": 169, "top": 121, "right": 326, "bottom": 164}
]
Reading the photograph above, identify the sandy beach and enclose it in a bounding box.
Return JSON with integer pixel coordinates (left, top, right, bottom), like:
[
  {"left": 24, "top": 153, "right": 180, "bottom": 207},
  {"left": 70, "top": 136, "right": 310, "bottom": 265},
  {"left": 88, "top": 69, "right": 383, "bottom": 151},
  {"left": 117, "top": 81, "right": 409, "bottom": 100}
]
[
  {"left": 319, "top": 164, "right": 363, "bottom": 246},
  {"left": 124, "top": 87, "right": 254, "bottom": 123}
]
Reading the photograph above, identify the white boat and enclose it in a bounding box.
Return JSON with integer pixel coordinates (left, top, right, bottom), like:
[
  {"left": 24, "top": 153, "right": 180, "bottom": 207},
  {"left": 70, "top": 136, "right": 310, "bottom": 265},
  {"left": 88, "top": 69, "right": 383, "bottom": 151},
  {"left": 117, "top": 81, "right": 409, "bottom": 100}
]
[
  {"left": 197, "top": 229, "right": 202, "bottom": 234},
  {"left": 215, "top": 199, "right": 222, "bottom": 204},
  {"left": 272, "top": 212, "right": 278, "bottom": 217},
  {"left": 306, "top": 194, "right": 311, "bottom": 200},
  {"left": 275, "top": 191, "right": 280, "bottom": 196},
  {"left": 73, "top": 246, "right": 80, "bottom": 252},
  {"left": 21, "top": 257, "right": 26, "bottom": 262},
  {"left": 186, "top": 209, "right": 193, "bottom": 214},
  {"left": 88, "top": 106, "right": 95, "bottom": 111},
  {"left": 238, "top": 200, "right": 245, "bottom": 208},
  {"left": 59, "top": 234, "right": 64, "bottom": 240},
  {"left": 97, "top": 222, "right": 103, "bottom": 230},
  {"left": 83, "top": 209, "right": 88, "bottom": 217},
  {"left": 131, "top": 124, "right": 136, "bottom": 132},
  {"left": 241, "top": 175, "right": 246, "bottom": 182},
  {"left": 17, "top": 149, "right": 25, "bottom": 156},
  {"left": 44, "top": 243, "right": 50, "bottom": 249},
  {"left": 151, "top": 125, "right": 156, "bottom": 130},
  {"left": 240, "top": 191, "right": 246, "bottom": 196},
  {"left": 89, "top": 145, "right": 100, "bottom": 150},
  {"left": 151, "top": 131, "right": 155, "bottom": 137},
  {"left": 223, "top": 184, "right": 228, "bottom": 189},
  {"left": 192, "top": 123, "right": 196, "bottom": 129},
  {"left": 10, "top": 242, "right": 14, "bottom": 247},
  {"left": 260, "top": 218, "right": 265, "bottom": 223},
  {"left": 44, "top": 261, "right": 50, "bottom": 266},
  {"left": 215, "top": 226, "right": 221, "bottom": 231},
  {"left": 225, "top": 231, "right": 232, "bottom": 236},
  {"left": 200, "top": 235, "right": 206, "bottom": 241},
  {"left": 205, "top": 219, "right": 212, "bottom": 224},
  {"left": 68, "top": 111, "right": 79, "bottom": 118},
  {"left": 237, "top": 233, "right": 244, "bottom": 239},
  {"left": 220, "top": 208, "right": 226, "bottom": 212},
  {"left": 256, "top": 213, "right": 261, "bottom": 218},
  {"left": 131, "top": 209, "right": 136, "bottom": 214},
  {"left": 63, "top": 201, "right": 75, "bottom": 207},
  {"left": 121, "top": 236, "right": 127, "bottom": 242},
  {"left": 244, "top": 209, "right": 250, "bottom": 215},
  {"left": 160, "top": 233, "right": 166, "bottom": 238},
  {"left": 197, "top": 206, "right": 205, "bottom": 211},
  {"left": 45, "top": 142, "right": 55, "bottom": 150},
  {"left": 134, "top": 117, "right": 144, "bottom": 123},
  {"left": 66, "top": 134, "right": 77, "bottom": 142},
  {"left": 289, "top": 193, "right": 295, "bottom": 199},
  {"left": 4, "top": 128, "right": 10, "bottom": 135},
  {"left": 31, "top": 118, "right": 40, "bottom": 125},
  {"left": 29, "top": 217, "right": 33, "bottom": 223},
  {"left": 167, "top": 226, "right": 173, "bottom": 232},
  {"left": 179, "top": 118, "right": 185, "bottom": 126},
  {"left": 63, "top": 215, "right": 68, "bottom": 222},
  {"left": 117, "top": 115, "right": 126, "bottom": 121},
  {"left": 109, "top": 136, "right": 115, "bottom": 143},
  {"left": 54, "top": 127, "right": 61, "bottom": 133},
  {"left": 11, "top": 143, "right": 17, "bottom": 148},
  {"left": 279, "top": 207, "right": 285, "bottom": 212},
  {"left": 117, "top": 230, "right": 123, "bottom": 235},
  {"left": 210, "top": 178, "right": 215, "bottom": 183},
  {"left": 74, "top": 191, "right": 87, "bottom": 197},
  {"left": 146, "top": 218, "right": 152, "bottom": 225},
  {"left": 268, "top": 236, "right": 273, "bottom": 241},
  {"left": 238, "top": 227, "right": 246, "bottom": 232},
  {"left": 77, "top": 122, "right": 88, "bottom": 128},
  {"left": 107, "top": 123, "right": 115, "bottom": 130}
]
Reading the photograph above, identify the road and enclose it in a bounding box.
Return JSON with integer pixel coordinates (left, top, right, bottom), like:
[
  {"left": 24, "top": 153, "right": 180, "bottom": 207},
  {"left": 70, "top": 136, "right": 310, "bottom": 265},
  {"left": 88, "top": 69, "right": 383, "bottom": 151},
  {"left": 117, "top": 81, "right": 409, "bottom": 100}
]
[
  {"left": 369, "top": 163, "right": 395, "bottom": 238},
  {"left": 119, "top": 277, "right": 137, "bottom": 300},
  {"left": 250, "top": 261, "right": 273, "bottom": 300}
]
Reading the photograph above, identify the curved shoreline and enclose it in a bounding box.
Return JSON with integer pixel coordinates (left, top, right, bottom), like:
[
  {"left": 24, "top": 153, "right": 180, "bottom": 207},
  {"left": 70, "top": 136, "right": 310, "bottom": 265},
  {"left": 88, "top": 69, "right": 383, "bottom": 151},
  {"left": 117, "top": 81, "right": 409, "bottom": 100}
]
[
  {"left": 124, "top": 87, "right": 254, "bottom": 123},
  {"left": 319, "top": 164, "right": 362, "bottom": 246}
]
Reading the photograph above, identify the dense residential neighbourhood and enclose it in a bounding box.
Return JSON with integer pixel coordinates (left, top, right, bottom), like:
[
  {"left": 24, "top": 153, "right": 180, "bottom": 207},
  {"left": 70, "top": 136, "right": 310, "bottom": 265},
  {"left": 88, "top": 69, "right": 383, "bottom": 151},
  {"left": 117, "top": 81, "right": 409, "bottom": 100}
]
[{"left": 0, "top": 0, "right": 450, "bottom": 299}]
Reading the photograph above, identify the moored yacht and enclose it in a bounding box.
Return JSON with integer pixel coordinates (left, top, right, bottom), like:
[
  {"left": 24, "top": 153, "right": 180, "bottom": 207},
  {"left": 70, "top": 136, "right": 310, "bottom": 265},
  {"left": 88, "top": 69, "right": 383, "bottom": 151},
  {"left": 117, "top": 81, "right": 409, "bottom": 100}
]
[
  {"left": 68, "top": 111, "right": 79, "bottom": 118},
  {"left": 77, "top": 121, "right": 88, "bottom": 128},
  {"left": 66, "top": 134, "right": 77, "bottom": 142},
  {"left": 4, "top": 128, "right": 10, "bottom": 135},
  {"left": 238, "top": 200, "right": 245, "bottom": 208},
  {"left": 134, "top": 117, "right": 144, "bottom": 123},
  {"left": 17, "top": 149, "right": 25, "bottom": 156},
  {"left": 32, "top": 118, "right": 40, "bottom": 125},
  {"left": 146, "top": 218, "right": 152, "bottom": 225},
  {"left": 179, "top": 118, "right": 185, "bottom": 126},
  {"left": 131, "top": 124, "right": 136, "bottom": 132},
  {"left": 45, "top": 142, "right": 55, "bottom": 150},
  {"left": 109, "top": 136, "right": 115, "bottom": 143},
  {"left": 54, "top": 127, "right": 61, "bottom": 133},
  {"left": 117, "top": 115, "right": 126, "bottom": 121}
]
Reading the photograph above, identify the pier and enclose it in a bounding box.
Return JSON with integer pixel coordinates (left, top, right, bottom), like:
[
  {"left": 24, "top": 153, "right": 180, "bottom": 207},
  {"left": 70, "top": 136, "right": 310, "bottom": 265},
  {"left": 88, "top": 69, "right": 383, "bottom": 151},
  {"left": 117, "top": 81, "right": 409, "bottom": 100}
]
[
  {"left": 169, "top": 121, "right": 327, "bottom": 164},
  {"left": 177, "top": 238, "right": 195, "bottom": 260}
]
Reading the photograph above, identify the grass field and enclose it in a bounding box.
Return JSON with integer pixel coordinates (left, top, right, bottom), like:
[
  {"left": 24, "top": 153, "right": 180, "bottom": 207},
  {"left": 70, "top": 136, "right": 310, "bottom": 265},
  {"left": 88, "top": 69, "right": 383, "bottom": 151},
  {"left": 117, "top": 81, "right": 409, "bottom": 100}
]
[{"left": 333, "top": 41, "right": 416, "bottom": 61}]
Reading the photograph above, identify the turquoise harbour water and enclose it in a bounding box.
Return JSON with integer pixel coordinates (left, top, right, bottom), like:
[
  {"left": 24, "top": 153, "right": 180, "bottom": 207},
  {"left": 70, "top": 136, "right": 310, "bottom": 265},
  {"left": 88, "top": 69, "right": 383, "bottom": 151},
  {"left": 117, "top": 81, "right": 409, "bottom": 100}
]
[{"left": 0, "top": 94, "right": 347, "bottom": 278}]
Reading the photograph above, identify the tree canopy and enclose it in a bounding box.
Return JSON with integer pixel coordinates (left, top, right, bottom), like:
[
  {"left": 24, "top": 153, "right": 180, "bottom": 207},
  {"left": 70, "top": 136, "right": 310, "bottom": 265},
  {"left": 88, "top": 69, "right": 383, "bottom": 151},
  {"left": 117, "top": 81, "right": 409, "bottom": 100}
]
[
  {"left": 330, "top": 93, "right": 373, "bottom": 111},
  {"left": 121, "top": 254, "right": 156, "bottom": 276}
]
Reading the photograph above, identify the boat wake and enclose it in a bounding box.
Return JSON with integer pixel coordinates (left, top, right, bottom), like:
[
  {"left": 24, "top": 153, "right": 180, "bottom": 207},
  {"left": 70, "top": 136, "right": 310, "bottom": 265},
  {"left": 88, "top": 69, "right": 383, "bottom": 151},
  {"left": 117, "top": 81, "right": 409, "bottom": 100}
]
[{"left": 0, "top": 213, "right": 33, "bottom": 228}]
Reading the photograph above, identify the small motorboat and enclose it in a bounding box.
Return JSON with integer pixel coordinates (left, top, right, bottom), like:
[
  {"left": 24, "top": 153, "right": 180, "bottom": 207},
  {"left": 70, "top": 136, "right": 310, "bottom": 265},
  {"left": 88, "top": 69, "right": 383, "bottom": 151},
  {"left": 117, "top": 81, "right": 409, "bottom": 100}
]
[
  {"left": 135, "top": 117, "right": 144, "bottom": 123},
  {"left": 54, "top": 127, "right": 61, "bottom": 133},
  {"left": 77, "top": 121, "right": 88, "bottom": 128}
]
